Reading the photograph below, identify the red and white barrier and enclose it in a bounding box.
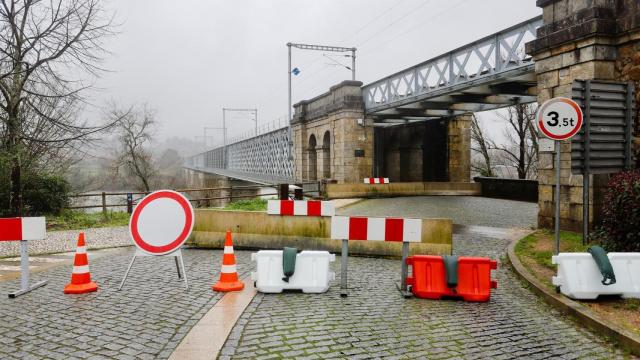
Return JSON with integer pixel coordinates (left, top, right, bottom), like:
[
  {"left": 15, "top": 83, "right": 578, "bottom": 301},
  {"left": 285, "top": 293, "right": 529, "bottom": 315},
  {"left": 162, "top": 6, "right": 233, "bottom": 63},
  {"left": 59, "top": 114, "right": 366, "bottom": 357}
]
[
  {"left": 0, "top": 217, "right": 46, "bottom": 241},
  {"left": 331, "top": 216, "right": 422, "bottom": 242},
  {"left": 364, "top": 177, "right": 389, "bottom": 184},
  {"left": 331, "top": 215, "right": 423, "bottom": 297},
  {"left": 0, "top": 217, "right": 47, "bottom": 297},
  {"left": 267, "top": 200, "right": 335, "bottom": 217}
]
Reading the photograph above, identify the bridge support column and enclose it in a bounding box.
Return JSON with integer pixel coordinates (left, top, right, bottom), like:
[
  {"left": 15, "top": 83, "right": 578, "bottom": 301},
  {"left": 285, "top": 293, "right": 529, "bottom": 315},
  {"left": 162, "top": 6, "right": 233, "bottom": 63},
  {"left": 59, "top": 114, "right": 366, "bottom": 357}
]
[
  {"left": 527, "top": 0, "right": 640, "bottom": 232},
  {"left": 292, "top": 81, "right": 373, "bottom": 184},
  {"left": 447, "top": 114, "right": 471, "bottom": 183}
]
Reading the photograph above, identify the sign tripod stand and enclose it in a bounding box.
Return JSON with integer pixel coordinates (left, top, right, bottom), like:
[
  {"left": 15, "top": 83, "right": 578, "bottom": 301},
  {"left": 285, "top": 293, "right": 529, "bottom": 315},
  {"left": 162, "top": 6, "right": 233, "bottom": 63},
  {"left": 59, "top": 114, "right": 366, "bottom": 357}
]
[{"left": 119, "top": 190, "right": 194, "bottom": 291}]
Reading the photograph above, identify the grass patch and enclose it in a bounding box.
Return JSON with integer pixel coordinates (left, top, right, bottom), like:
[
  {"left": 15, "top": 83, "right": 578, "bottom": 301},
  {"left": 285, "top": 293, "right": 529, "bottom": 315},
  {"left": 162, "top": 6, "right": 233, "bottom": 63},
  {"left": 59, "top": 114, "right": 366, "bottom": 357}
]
[
  {"left": 46, "top": 209, "right": 130, "bottom": 231},
  {"left": 515, "top": 229, "right": 588, "bottom": 270},
  {"left": 223, "top": 198, "right": 268, "bottom": 211}
]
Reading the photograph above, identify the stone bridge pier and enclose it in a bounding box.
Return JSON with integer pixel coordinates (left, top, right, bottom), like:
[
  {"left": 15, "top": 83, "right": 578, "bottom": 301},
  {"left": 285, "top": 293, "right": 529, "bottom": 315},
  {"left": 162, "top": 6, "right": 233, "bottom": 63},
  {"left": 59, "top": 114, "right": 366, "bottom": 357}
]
[
  {"left": 527, "top": 0, "right": 640, "bottom": 231},
  {"left": 292, "top": 80, "right": 471, "bottom": 184}
]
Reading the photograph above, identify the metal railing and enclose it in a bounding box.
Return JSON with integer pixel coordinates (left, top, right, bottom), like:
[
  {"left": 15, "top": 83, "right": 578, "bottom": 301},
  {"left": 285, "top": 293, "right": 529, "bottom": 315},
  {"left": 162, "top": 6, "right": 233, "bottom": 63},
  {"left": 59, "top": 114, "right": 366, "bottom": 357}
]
[
  {"left": 67, "top": 182, "right": 322, "bottom": 214},
  {"left": 362, "top": 16, "right": 542, "bottom": 112}
]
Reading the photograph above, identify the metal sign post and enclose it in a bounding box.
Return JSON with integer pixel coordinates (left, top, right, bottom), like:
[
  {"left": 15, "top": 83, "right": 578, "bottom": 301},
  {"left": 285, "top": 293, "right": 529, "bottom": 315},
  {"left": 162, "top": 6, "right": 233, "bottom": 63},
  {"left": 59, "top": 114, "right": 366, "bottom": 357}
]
[
  {"left": 555, "top": 140, "right": 561, "bottom": 255},
  {"left": 537, "top": 97, "right": 583, "bottom": 254}
]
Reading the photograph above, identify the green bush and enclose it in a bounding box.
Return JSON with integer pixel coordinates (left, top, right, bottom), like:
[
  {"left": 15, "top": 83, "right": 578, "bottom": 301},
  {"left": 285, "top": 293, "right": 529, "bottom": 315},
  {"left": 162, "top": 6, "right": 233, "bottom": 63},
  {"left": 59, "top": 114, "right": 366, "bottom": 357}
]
[
  {"left": 0, "top": 159, "right": 71, "bottom": 216},
  {"left": 597, "top": 170, "right": 640, "bottom": 252},
  {"left": 22, "top": 174, "right": 70, "bottom": 215}
]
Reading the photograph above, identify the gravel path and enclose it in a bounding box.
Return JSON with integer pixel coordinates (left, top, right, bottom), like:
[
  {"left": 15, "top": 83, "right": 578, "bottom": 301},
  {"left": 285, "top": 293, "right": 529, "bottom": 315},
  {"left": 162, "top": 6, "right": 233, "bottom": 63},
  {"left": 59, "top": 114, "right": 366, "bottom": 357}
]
[{"left": 0, "top": 227, "right": 131, "bottom": 258}]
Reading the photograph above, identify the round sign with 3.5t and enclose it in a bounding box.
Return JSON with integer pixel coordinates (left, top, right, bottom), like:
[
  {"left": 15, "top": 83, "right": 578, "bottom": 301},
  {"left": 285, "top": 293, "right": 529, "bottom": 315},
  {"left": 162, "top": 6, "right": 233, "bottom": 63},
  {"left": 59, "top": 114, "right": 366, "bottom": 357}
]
[{"left": 537, "top": 97, "right": 583, "bottom": 140}]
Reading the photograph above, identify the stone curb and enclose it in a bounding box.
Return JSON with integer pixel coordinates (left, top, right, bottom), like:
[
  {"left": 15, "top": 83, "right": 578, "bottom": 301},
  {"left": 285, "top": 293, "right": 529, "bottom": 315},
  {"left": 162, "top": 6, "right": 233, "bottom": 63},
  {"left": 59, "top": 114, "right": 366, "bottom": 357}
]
[{"left": 506, "top": 237, "right": 640, "bottom": 356}]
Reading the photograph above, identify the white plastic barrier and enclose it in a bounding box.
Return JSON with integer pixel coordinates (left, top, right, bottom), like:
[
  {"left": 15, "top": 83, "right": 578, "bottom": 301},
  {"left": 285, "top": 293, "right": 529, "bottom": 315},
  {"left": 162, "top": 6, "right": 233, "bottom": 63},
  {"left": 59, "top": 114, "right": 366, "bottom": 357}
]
[
  {"left": 251, "top": 250, "right": 335, "bottom": 293},
  {"left": 552, "top": 252, "right": 640, "bottom": 300}
]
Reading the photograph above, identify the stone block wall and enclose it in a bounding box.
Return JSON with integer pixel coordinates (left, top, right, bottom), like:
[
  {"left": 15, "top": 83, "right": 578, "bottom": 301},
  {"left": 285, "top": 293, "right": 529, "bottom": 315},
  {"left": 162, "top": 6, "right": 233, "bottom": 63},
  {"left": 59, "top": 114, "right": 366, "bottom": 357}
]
[
  {"left": 292, "top": 81, "right": 373, "bottom": 184},
  {"left": 528, "top": 0, "right": 640, "bottom": 231},
  {"left": 447, "top": 115, "right": 472, "bottom": 183}
]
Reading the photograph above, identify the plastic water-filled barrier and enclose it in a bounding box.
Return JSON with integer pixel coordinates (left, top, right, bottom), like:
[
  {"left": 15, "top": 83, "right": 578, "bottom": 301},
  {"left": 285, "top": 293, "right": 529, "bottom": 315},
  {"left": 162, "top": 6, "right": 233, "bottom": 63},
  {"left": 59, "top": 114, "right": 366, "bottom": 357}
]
[
  {"left": 251, "top": 250, "right": 335, "bottom": 293},
  {"left": 552, "top": 252, "right": 640, "bottom": 300}
]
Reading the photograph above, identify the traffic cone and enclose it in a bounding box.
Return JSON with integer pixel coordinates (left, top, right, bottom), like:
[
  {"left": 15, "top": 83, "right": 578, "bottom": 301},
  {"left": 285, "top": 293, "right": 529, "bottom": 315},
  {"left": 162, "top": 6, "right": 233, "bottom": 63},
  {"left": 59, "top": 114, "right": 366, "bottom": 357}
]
[
  {"left": 212, "top": 230, "right": 244, "bottom": 292},
  {"left": 64, "top": 232, "right": 98, "bottom": 294}
]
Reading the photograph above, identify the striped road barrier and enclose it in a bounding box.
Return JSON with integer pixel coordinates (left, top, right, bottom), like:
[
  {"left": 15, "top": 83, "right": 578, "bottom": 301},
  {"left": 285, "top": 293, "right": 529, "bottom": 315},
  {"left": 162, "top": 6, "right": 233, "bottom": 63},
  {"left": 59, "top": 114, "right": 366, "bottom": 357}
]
[
  {"left": 0, "top": 217, "right": 47, "bottom": 298},
  {"left": 364, "top": 177, "right": 389, "bottom": 184},
  {"left": 267, "top": 200, "right": 335, "bottom": 217},
  {"left": 331, "top": 216, "right": 421, "bottom": 297}
]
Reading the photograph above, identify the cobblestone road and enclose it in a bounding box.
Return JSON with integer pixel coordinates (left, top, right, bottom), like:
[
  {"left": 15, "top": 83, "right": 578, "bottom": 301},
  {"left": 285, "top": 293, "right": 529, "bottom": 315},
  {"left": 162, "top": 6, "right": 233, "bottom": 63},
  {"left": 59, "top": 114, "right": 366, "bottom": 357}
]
[
  {"left": 218, "top": 197, "right": 630, "bottom": 359},
  {"left": 339, "top": 196, "right": 538, "bottom": 229},
  {"left": 0, "top": 248, "right": 253, "bottom": 360}
]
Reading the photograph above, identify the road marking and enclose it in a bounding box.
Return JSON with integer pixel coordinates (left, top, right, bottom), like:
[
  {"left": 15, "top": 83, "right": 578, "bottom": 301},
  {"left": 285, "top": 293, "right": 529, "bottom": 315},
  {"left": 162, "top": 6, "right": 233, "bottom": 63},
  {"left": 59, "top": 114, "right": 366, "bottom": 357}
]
[{"left": 169, "top": 276, "right": 257, "bottom": 360}]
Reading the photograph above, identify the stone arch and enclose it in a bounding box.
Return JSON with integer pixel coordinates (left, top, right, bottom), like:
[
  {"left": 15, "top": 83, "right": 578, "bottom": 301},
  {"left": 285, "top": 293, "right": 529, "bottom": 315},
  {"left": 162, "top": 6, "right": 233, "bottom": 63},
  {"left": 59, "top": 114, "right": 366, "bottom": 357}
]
[
  {"left": 308, "top": 134, "right": 317, "bottom": 181},
  {"left": 322, "top": 131, "right": 331, "bottom": 179}
]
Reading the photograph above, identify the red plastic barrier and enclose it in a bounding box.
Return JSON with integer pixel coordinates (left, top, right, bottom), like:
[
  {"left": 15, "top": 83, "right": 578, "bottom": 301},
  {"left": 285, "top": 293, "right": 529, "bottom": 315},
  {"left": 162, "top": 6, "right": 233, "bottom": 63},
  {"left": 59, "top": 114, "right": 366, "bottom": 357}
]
[{"left": 406, "top": 255, "right": 497, "bottom": 302}]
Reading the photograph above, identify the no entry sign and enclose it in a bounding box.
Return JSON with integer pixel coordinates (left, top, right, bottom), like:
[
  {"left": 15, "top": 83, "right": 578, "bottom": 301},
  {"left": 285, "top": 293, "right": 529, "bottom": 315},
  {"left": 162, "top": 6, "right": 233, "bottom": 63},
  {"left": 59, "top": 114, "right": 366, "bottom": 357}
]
[
  {"left": 121, "top": 190, "right": 194, "bottom": 291},
  {"left": 537, "top": 97, "right": 583, "bottom": 140},
  {"left": 129, "top": 190, "right": 194, "bottom": 255}
]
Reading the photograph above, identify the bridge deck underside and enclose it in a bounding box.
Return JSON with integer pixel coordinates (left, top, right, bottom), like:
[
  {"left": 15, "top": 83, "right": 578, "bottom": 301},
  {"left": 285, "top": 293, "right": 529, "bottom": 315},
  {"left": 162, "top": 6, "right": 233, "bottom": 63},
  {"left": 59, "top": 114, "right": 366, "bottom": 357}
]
[
  {"left": 369, "top": 69, "right": 538, "bottom": 126},
  {"left": 185, "top": 166, "right": 294, "bottom": 186}
]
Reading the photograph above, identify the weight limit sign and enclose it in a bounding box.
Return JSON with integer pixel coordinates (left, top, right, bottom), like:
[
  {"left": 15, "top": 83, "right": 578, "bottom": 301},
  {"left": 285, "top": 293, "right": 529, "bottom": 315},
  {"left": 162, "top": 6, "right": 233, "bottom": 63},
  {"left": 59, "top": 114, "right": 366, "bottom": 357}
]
[
  {"left": 536, "top": 97, "right": 583, "bottom": 257},
  {"left": 537, "top": 97, "right": 583, "bottom": 141}
]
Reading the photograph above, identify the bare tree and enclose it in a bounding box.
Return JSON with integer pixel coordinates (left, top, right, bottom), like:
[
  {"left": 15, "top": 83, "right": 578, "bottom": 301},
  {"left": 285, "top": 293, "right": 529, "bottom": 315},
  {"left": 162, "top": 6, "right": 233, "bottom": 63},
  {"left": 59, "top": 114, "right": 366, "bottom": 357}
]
[
  {"left": 111, "top": 104, "right": 156, "bottom": 192},
  {"left": 470, "top": 113, "right": 495, "bottom": 177},
  {"left": 492, "top": 103, "right": 538, "bottom": 179},
  {"left": 0, "top": 0, "right": 116, "bottom": 215}
]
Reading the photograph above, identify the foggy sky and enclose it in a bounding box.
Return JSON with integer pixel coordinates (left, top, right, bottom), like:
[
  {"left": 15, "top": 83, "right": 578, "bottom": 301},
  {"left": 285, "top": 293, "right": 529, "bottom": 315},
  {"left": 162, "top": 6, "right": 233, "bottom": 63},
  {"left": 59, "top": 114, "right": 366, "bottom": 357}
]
[{"left": 87, "top": 0, "right": 541, "bottom": 148}]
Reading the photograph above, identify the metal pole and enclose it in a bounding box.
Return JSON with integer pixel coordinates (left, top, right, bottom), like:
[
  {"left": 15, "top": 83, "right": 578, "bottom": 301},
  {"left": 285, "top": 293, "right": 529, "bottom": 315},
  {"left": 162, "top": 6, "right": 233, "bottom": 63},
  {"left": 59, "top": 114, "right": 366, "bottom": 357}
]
[
  {"left": 287, "top": 43, "right": 293, "bottom": 161},
  {"left": 340, "top": 239, "right": 348, "bottom": 298},
  {"left": 583, "top": 80, "right": 591, "bottom": 245},
  {"left": 254, "top": 109, "right": 258, "bottom": 135},
  {"left": 351, "top": 48, "right": 356, "bottom": 81},
  {"left": 223, "top": 109, "right": 227, "bottom": 168},
  {"left": 400, "top": 241, "right": 409, "bottom": 291},
  {"left": 20, "top": 240, "right": 28, "bottom": 290},
  {"left": 555, "top": 140, "right": 561, "bottom": 255}
]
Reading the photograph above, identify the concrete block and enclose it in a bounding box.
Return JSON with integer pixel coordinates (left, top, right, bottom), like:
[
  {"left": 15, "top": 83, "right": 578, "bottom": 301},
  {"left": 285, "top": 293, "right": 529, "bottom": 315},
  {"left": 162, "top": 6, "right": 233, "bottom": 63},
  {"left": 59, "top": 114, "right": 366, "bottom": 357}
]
[{"left": 191, "top": 209, "right": 453, "bottom": 256}]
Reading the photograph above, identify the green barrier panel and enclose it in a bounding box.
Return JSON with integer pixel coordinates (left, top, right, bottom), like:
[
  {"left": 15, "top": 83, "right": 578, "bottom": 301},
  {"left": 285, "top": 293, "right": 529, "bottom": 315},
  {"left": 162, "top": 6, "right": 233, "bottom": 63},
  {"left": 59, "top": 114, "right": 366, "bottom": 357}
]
[
  {"left": 443, "top": 255, "right": 458, "bottom": 289},
  {"left": 588, "top": 246, "right": 616, "bottom": 285},
  {"left": 282, "top": 247, "right": 298, "bottom": 283}
]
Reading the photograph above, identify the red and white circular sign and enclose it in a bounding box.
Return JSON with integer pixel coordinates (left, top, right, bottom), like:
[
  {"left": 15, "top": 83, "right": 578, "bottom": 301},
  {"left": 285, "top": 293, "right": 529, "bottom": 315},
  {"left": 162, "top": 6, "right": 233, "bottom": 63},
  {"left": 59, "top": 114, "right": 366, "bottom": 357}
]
[
  {"left": 129, "top": 190, "right": 194, "bottom": 255},
  {"left": 537, "top": 97, "right": 583, "bottom": 140}
]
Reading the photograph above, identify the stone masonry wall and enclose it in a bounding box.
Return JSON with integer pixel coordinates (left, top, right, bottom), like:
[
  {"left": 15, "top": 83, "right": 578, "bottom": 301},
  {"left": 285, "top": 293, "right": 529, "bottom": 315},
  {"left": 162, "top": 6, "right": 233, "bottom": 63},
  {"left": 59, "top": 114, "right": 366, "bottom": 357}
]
[
  {"left": 292, "top": 81, "right": 372, "bottom": 184},
  {"left": 448, "top": 115, "right": 472, "bottom": 183},
  {"left": 528, "top": 0, "right": 640, "bottom": 231}
]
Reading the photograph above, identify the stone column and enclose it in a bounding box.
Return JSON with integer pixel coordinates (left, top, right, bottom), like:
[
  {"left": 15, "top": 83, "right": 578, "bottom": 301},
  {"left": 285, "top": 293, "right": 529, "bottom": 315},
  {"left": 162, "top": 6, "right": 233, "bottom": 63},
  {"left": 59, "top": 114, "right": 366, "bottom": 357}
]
[
  {"left": 447, "top": 114, "right": 471, "bottom": 182},
  {"left": 292, "top": 81, "right": 371, "bottom": 184},
  {"left": 527, "top": 0, "right": 640, "bottom": 231}
]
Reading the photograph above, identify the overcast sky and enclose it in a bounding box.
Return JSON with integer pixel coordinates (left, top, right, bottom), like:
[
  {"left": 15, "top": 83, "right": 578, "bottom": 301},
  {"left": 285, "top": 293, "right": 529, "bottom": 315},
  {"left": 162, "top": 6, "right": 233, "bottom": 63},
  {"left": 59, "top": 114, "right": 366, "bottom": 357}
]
[{"left": 88, "top": 0, "right": 541, "bottom": 148}]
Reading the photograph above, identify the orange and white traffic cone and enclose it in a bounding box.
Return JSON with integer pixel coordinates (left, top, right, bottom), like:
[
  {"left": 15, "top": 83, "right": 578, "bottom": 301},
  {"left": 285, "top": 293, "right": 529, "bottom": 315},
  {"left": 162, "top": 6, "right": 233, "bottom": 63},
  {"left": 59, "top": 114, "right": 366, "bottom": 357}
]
[
  {"left": 212, "top": 230, "right": 244, "bottom": 292},
  {"left": 64, "top": 232, "right": 98, "bottom": 294}
]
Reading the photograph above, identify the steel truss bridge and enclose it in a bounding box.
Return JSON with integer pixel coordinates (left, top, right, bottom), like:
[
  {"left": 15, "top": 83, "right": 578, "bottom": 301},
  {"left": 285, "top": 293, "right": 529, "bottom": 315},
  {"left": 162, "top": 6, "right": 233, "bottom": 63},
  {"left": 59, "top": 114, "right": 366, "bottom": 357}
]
[{"left": 187, "top": 16, "right": 542, "bottom": 184}]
